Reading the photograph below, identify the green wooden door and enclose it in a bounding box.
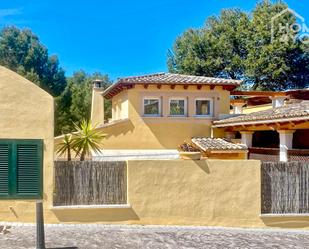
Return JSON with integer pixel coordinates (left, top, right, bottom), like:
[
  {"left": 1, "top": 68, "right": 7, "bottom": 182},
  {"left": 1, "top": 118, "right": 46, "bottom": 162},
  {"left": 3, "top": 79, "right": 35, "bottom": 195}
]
[{"left": 0, "top": 139, "right": 43, "bottom": 199}]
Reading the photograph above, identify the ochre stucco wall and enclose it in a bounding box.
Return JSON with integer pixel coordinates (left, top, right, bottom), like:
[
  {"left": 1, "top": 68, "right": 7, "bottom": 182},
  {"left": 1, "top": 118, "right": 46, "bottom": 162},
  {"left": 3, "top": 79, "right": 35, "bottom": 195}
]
[
  {"left": 0, "top": 66, "right": 54, "bottom": 222},
  {"left": 91, "top": 88, "right": 105, "bottom": 127},
  {"left": 242, "top": 104, "right": 272, "bottom": 114},
  {"left": 112, "top": 90, "right": 129, "bottom": 121},
  {"left": 1, "top": 159, "right": 308, "bottom": 229},
  {"left": 125, "top": 160, "right": 263, "bottom": 227},
  {"left": 84, "top": 85, "right": 231, "bottom": 150}
]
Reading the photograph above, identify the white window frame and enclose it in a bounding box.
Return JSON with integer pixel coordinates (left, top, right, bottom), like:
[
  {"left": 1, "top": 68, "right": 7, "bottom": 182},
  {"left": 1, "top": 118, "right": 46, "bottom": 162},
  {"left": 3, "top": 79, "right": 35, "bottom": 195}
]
[
  {"left": 195, "top": 98, "right": 214, "bottom": 117},
  {"left": 143, "top": 97, "right": 161, "bottom": 117},
  {"left": 169, "top": 98, "right": 187, "bottom": 117}
]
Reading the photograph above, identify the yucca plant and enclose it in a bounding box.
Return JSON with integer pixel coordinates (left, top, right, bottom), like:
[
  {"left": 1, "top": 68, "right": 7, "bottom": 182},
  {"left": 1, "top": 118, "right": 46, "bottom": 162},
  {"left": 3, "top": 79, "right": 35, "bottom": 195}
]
[
  {"left": 56, "top": 134, "right": 74, "bottom": 161},
  {"left": 72, "top": 119, "right": 106, "bottom": 161}
]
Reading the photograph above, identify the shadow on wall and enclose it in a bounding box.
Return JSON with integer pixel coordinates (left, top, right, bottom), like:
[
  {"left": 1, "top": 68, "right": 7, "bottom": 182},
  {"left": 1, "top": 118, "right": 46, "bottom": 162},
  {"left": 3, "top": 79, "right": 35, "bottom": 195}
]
[
  {"left": 103, "top": 119, "right": 135, "bottom": 139},
  {"left": 193, "top": 159, "right": 211, "bottom": 174},
  {"left": 261, "top": 216, "right": 309, "bottom": 229},
  {"left": 51, "top": 207, "right": 139, "bottom": 223},
  {"left": 142, "top": 119, "right": 211, "bottom": 149}
]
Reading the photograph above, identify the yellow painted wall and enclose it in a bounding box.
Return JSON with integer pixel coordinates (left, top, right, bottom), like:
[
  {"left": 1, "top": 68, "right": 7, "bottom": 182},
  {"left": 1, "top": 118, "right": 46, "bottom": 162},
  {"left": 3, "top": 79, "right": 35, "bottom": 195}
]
[
  {"left": 1, "top": 159, "right": 308, "bottom": 229},
  {"left": 242, "top": 104, "right": 272, "bottom": 114},
  {"left": 97, "top": 118, "right": 211, "bottom": 149},
  {"left": 85, "top": 85, "right": 231, "bottom": 149},
  {"left": 112, "top": 90, "right": 129, "bottom": 121},
  {"left": 203, "top": 152, "right": 247, "bottom": 160},
  {"left": 127, "top": 160, "right": 263, "bottom": 227},
  {"left": 0, "top": 66, "right": 54, "bottom": 222}
]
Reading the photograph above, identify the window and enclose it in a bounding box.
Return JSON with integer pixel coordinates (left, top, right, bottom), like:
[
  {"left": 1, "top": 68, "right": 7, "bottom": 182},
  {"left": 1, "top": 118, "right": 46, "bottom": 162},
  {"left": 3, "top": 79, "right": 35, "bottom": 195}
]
[
  {"left": 144, "top": 98, "right": 161, "bottom": 116},
  {"left": 195, "top": 99, "right": 213, "bottom": 116},
  {"left": 169, "top": 99, "right": 186, "bottom": 116},
  {"left": 0, "top": 139, "right": 43, "bottom": 199}
]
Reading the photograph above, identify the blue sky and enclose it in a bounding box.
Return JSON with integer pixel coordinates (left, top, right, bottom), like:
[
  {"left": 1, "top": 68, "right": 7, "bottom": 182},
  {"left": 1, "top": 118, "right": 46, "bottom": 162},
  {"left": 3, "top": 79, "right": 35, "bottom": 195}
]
[{"left": 0, "top": 1, "right": 308, "bottom": 80}]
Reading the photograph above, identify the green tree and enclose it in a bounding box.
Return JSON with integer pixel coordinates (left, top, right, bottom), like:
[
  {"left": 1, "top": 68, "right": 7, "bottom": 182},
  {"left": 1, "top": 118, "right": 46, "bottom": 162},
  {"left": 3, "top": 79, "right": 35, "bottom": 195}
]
[
  {"left": 168, "top": 1, "right": 309, "bottom": 90},
  {"left": 168, "top": 9, "right": 249, "bottom": 80},
  {"left": 55, "top": 71, "right": 112, "bottom": 135},
  {"left": 0, "top": 26, "right": 67, "bottom": 96},
  {"left": 246, "top": 1, "right": 309, "bottom": 90}
]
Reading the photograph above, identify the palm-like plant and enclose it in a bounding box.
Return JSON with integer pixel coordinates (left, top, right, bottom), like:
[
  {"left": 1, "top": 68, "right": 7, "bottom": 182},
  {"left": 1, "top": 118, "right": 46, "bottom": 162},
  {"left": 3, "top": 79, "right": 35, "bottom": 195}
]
[
  {"left": 72, "top": 119, "right": 106, "bottom": 161},
  {"left": 56, "top": 134, "right": 74, "bottom": 161}
]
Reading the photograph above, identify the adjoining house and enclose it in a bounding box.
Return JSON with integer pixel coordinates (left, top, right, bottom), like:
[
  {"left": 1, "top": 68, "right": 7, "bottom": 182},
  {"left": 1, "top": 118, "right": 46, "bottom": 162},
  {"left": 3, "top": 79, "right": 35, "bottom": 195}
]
[
  {"left": 87, "top": 73, "right": 242, "bottom": 160},
  {"left": 55, "top": 72, "right": 309, "bottom": 162},
  {"left": 213, "top": 100, "right": 309, "bottom": 162},
  {"left": 229, "top": 89, "right": 309, "bottom": 114}
]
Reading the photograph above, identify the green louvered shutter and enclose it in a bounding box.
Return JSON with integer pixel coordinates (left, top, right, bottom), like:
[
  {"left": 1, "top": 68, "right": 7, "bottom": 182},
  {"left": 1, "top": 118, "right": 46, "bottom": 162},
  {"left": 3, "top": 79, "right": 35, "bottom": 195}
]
[
  {"left": 0, "top": 143, "right": 10, "bottom": 196},
  {"left": 16, "top": 141, "right": 42, "bottom": 197},
  {"left": 0, "top": 139, "right": 43, "bottom": 199}
]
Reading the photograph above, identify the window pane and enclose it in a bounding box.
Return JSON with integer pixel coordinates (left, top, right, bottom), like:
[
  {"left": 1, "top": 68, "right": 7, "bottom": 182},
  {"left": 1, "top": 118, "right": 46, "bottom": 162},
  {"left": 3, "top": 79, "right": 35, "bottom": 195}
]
[
  {"left": 170, "top": 100, "right": 185, "bottom": 116},
  {"left": 196, "top": 100, "right": 210, "bottom": 115},
  {"left": 144, "top": 99, "right": 160, "bottom": 115}
]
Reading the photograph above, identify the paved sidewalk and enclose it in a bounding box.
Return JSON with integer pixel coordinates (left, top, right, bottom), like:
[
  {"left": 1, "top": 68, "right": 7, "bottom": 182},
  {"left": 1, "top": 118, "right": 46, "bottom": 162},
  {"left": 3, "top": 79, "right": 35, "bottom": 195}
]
[{"left": 0, "top": 224, "right": 309, "bottom": 249}]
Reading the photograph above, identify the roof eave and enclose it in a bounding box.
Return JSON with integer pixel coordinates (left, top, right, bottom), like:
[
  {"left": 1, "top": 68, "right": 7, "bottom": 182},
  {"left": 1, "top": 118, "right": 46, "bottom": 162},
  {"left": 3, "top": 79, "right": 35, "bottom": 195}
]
[
  {"left": 212, "top": 116, "right": 309, "bottom": 128},
  {"left": 103, "top": 81, "right": 240, "bottom": 99}
]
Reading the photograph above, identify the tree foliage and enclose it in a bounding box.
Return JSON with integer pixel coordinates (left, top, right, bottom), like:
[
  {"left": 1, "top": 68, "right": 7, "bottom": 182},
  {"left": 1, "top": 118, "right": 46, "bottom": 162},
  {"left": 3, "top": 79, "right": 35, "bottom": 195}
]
[
  {"left": 0, "top": 26, "right": 67, "bottom": 95},
  {"left": 0, "top": 26, "right": 112, "bottom": 135},
  {"left": 55, "top": 70, "right": 112, "bottom": 135},
  {"left": 168, "top": 1, "right": 309, "bottom": 90}
]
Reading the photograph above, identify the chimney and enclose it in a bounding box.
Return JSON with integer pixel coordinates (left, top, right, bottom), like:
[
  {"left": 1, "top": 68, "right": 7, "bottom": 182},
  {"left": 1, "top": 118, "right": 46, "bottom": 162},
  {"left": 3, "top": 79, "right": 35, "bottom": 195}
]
[
  {"left": 91, "top": 79, "right": 105, "bottom": 127},
  {"left": 231, "top": 99, "right": 246, "bottom": 114},
  {"left": 270, "top": 96, "right": 286, "bottom": 108}
]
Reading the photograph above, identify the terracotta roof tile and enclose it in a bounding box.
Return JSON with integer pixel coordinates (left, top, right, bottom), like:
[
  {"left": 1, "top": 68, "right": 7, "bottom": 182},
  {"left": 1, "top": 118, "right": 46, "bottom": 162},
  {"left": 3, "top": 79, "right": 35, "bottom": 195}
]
[
  {"left": 213, "top": 101, "right": 309, "bottom": 126},
  {"left": 103, "top": 73, "right": 241, "bottom": 99},
  {"left": 118, "top": 73, "right": 241, "bottom": 85},
  {"left": 191, "top": 137, "right": 247, "bottom": 151}
]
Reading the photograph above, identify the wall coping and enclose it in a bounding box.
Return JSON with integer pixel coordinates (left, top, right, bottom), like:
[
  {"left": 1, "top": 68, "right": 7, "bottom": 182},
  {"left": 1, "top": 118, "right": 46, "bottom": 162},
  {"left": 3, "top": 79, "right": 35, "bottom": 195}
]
[
  {"left": 50, "top": 204, "right": 131, "bottom": 210},
  {"left": 260, "top": 213, "right": 309, "bottom": 218}
]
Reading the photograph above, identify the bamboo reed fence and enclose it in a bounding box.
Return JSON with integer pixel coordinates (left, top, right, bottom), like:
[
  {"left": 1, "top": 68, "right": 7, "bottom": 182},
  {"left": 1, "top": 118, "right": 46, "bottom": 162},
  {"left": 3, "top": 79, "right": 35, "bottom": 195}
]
[
  {"left": 261, "top": 161, "right": 309, "bottom": 214},
  {"left": 54, "top": 161, "right": 127, "bottom": 206}
]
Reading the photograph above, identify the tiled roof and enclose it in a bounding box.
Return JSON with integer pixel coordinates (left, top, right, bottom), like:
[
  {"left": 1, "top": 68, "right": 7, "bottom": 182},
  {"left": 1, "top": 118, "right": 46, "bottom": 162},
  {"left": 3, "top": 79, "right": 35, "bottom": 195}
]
[
  {"left": 191, "top": 137, "right": 247, "bottom": 151},
  {"left": 103, "top": 73, "right": 241, "bottom": 99},
  {"left": 117, "top": 73, "right": 241, "bottom": 85},
  {"left": 213, "top": 101, "right": 309, "bottom": 127}
]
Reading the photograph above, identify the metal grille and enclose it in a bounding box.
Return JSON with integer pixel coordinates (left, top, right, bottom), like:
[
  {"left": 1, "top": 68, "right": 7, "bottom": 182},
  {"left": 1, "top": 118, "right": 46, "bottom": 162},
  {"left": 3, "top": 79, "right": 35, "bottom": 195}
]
[
  {"left": 249, "top": 153, "right": 279, "bottom": 162},
  {"left": 249, "top": 147, "right": 279, "bottom": 162},
  {"left": 288, "top": 149, "right": 309, "bottom": 162},
  {"left": 249, "top": 148, "right": 309, "bottom": 162}
]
